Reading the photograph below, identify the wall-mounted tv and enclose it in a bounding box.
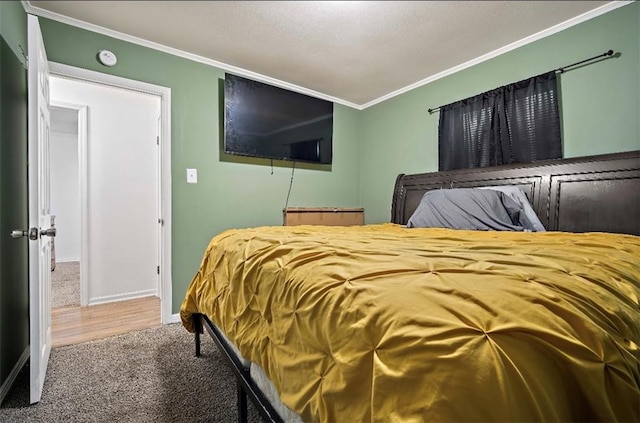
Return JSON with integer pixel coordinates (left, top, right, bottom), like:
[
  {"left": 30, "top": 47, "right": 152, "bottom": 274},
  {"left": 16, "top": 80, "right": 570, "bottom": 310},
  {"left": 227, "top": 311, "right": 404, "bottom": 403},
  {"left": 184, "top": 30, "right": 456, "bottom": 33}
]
[{"left": 224, "top": 73, "right": 334, "bottom": 165}]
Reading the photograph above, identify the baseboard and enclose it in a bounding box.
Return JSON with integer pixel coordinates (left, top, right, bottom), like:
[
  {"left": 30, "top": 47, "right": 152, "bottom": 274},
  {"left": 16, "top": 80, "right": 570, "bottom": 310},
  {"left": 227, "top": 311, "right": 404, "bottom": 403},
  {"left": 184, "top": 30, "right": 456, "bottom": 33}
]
[
  {"left": 89, "top": 289, "right": 158, "bottom": 306},
  {"left": 168, "top": 313, "right": 181, "bottom": 324},
  {"left": 0, "top": 347, "right": 29, "bottom": 407},
  {"left": 55, "top": 257, "right": 80, "bottom": 263}
]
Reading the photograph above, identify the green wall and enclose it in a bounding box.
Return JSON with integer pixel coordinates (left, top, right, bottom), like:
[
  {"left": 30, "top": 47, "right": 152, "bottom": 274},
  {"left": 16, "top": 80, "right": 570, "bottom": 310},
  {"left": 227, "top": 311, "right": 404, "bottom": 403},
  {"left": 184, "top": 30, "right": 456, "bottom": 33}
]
[
  {"left": 38, "top": 18, "right": 362, "bottom": 313},
  {"left": 0, "top": 0, "right": 29, "bottom": 402},
  {"left": 0, "top": 0, "right": 27, "bottom": 64},
  {"left": 361, "top": 2, "right": 640, "bottom": 223}
]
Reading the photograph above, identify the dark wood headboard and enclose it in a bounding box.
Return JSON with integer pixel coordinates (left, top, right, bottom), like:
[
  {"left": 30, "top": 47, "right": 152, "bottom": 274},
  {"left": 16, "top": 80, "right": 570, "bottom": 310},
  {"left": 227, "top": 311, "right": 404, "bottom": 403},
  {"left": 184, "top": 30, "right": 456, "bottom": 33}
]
[{"left": 391, "top": 150, "right": 640, "bottom": 235}]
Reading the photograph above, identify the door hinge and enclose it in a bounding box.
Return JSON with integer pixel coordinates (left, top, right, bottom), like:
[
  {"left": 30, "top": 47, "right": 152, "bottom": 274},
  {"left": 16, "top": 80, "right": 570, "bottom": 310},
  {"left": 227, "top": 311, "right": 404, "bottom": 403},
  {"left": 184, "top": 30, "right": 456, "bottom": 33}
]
[
  {"left": 156, "top": 136, "right": 159, "bottom": 145},
  {"left": 18, "top": 45, "right": 28, "bottom": 69},
  {"left": 157, "top": 265, "right": 160, "bottom": 274}
]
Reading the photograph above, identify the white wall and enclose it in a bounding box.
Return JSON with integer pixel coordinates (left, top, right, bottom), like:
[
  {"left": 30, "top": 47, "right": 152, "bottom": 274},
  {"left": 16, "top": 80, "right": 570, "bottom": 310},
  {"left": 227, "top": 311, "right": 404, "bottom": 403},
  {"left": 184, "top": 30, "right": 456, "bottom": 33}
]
[
  {"left": 50, "top": 127, "right": 80, "bottom": 262},
  {"left": 50, "top": 76, "right": 161, "bottom": 304}
]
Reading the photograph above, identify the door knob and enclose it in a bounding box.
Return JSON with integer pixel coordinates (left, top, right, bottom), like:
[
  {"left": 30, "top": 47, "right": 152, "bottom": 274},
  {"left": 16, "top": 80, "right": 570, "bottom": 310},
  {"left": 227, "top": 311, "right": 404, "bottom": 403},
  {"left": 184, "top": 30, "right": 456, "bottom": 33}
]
[
  {"left": 10, "top": 230, "right": 27, "bottom": 239},
  {"left": 10, "top": 227, "right": 39, "bottom": 240}
]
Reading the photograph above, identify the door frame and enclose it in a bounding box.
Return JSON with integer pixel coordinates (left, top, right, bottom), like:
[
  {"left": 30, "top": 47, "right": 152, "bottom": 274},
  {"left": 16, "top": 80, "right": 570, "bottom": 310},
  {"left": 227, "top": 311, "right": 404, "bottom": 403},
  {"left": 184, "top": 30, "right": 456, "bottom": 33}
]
[
  {"left": 49, "top": 101, "right": 89, "bottom": 306},
  {"left": 49, "top": 62, "right": 173, "bottom": 323}
]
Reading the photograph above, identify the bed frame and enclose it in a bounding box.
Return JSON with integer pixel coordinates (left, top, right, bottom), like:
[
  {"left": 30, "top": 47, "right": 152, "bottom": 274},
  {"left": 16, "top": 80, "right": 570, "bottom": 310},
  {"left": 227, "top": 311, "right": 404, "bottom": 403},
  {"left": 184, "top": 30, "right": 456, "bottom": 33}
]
[
  {"left": 194, "top": 315, "right": 284, "bottom": 423},
  {"left": 195, "top": 149, "right": 640, "bottom": 423}
]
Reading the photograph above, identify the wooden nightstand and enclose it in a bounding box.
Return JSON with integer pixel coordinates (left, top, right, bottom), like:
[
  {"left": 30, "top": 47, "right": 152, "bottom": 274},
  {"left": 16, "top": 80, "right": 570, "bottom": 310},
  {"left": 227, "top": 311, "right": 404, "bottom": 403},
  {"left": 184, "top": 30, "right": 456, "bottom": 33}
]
[{"left": 283, "top": 207, "right": 364, "bottom": 226}]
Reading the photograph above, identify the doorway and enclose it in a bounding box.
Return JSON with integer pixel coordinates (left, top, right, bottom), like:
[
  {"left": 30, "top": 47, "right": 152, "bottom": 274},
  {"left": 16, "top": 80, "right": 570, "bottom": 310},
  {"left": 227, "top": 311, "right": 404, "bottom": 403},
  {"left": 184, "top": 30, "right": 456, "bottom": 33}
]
[
  {"left": 47, "top": 67, "right": 172, "bottom": 345},
  {"left": 49, "top": 101, "right": 161, "bottom": 347},
  {"left": 50, "top": 105, "right": 81, "bottom": 311}
]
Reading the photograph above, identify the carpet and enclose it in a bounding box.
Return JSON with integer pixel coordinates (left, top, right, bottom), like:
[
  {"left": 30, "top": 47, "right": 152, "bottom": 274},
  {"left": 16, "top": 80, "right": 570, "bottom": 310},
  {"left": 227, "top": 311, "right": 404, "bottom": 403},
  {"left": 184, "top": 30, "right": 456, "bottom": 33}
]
[
  {"left": 52, "top": 261, "right": 80, "bottom": 309},
  {"left": 0, "top": 324, "right": 262, "bottom": 422}
]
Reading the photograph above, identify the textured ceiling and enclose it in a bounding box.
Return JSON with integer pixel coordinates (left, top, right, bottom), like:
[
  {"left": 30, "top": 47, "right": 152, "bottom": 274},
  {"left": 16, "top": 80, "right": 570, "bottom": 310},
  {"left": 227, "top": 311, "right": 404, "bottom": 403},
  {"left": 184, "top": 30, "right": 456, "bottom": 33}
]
[{"left": 28, "top": 1, "right": 615, "bottom": 107}]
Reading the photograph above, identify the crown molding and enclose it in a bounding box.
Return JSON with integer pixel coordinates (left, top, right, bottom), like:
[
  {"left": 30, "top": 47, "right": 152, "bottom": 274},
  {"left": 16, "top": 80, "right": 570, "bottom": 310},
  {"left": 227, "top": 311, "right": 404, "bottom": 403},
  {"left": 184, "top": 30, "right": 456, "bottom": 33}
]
[
  {"left": 360, "top": 1, "right": 633, "bottom": 110},
  {"left": 22, "top": 1, "right": 360, "bottom": 110},
  {"left": 24, "top": 1, "right": 632, "bottom": 111}
]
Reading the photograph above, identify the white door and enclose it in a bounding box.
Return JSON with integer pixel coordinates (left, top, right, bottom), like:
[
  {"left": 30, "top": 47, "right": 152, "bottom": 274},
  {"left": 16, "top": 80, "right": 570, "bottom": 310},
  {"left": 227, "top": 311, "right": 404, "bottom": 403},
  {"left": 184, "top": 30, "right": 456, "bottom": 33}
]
[{"left": 27, "top": 14, "right": 53, "bottom": 404}]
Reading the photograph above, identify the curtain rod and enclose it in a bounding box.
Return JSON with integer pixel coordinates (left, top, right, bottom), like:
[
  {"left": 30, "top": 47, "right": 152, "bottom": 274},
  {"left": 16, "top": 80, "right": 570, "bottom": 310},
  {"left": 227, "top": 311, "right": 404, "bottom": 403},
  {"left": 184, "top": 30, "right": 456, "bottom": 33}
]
[{"left": 427, "top": 49, "right": 614, "bottom": 114}]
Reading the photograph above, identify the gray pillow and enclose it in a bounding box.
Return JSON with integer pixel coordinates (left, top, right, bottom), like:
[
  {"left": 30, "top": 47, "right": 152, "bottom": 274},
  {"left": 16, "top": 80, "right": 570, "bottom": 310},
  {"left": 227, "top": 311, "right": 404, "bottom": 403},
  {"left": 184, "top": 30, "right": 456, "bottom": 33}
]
[
  {"left": 407, "top": 188, "right": 526, "bottom": 231},
  {"left": 477, "top": 185, "right": 546, "bottom": 231}
]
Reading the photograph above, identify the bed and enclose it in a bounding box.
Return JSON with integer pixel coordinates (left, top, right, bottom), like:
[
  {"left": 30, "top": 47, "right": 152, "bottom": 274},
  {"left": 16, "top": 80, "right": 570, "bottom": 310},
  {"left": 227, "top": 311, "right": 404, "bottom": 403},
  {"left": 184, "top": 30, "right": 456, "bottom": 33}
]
[{"left": 181, "top": 150, "right": 640, "bottom": 422}]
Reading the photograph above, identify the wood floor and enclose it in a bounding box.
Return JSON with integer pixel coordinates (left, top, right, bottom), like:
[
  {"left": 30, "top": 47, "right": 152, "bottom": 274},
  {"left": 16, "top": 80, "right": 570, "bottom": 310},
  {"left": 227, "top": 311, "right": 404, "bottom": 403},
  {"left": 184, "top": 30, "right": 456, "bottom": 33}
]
[{"left": 52, "top": 296, "right": 161, "bottom": 348}]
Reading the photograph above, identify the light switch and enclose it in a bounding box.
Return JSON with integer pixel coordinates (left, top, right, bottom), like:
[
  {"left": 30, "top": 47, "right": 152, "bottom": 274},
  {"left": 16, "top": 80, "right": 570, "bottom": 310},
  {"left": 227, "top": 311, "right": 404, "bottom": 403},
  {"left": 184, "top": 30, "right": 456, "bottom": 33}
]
[{"left": 186, "top": 168, "right": 198, "bottom": 184}]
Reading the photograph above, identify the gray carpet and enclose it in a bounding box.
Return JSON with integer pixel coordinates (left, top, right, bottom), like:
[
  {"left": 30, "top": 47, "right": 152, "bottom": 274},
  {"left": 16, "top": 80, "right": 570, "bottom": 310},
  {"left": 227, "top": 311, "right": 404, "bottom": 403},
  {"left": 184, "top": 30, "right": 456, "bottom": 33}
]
[
  {"left": 0, "top": 324, "right": 262, "bottom": 422},
  {"left": 52, "top": 261, "right": 80, "bottom": 308}
]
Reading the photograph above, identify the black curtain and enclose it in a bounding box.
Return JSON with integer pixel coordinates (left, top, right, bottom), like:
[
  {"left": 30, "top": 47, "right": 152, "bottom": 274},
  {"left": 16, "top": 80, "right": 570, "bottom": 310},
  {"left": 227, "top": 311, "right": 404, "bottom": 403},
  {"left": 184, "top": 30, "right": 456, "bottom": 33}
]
[{"left": 438, "top": 71, "right": 562, "bottom": 171}]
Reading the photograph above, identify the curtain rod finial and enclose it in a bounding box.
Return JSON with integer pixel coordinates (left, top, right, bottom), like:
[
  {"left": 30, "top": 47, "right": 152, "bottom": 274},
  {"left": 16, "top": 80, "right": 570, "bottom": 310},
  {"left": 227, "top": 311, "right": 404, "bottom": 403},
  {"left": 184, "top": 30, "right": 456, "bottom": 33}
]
[{"left": 606, "top": 49, "right": 613, "bottom": 56}]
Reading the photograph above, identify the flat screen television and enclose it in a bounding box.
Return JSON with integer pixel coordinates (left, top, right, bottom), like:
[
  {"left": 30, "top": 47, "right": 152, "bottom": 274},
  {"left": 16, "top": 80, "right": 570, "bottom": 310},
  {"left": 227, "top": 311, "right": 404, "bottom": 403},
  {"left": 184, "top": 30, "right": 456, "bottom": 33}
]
[{"left": 224, "top": 73, "right": 333, "bottom": 164}]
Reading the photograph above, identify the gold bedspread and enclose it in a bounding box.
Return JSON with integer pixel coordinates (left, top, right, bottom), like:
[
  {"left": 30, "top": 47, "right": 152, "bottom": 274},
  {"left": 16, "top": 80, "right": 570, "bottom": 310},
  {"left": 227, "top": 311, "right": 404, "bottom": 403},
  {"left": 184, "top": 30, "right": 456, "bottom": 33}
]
[{"left": 181, "top": 224, "right": 640, "bottom": 422}]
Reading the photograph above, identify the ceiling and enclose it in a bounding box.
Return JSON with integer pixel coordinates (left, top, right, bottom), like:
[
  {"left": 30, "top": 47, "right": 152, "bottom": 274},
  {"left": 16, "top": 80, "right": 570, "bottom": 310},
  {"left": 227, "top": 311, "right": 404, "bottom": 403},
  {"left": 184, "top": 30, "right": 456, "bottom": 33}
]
[{"left": 27, "top": 1, "right": 620, "bottom": 108}]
